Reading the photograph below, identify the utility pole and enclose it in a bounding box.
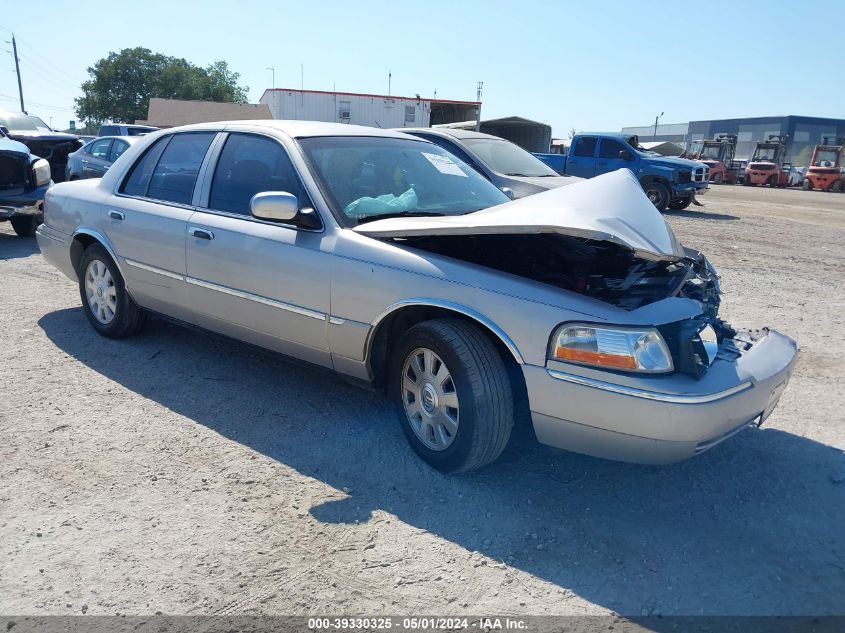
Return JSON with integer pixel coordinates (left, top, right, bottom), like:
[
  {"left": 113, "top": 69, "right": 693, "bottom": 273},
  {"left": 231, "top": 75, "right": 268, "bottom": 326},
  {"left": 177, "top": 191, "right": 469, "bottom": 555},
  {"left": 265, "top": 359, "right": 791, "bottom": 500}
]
[
  {"left": 388, "top": 71, "right": 392, "bottom": 97},
  {"left": 12, "top": 35, "right": 25, "bottom": 113},
  {"left": 475, "top": 81, "right": 483, "bottom": 132},
  {"left": 266, "top": 67, "right": 275, "bottom": 118},
  {"left": 653, "top": 111, "right": 664, "bottom": 140}
]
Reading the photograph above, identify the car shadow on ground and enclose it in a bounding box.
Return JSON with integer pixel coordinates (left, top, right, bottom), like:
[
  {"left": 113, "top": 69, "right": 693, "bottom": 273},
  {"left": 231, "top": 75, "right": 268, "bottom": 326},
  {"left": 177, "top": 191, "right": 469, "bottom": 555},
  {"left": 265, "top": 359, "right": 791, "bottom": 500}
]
[
  {"left": 665, "top": 209, "right": 740, "bottom": 221},
  {"left": 0, "top": 232, "right": 38, "bottom": 260},
  {"left": 39, "top": 309, "right": 845, "bottom": 616}
]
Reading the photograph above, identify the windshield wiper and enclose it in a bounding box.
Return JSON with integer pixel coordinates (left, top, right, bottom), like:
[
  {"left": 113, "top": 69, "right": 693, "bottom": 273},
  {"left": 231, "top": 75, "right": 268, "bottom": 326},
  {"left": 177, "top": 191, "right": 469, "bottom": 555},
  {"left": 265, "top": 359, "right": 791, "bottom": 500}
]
[{"left": 355, "top": 211, "right": 444, "bottom": 225}]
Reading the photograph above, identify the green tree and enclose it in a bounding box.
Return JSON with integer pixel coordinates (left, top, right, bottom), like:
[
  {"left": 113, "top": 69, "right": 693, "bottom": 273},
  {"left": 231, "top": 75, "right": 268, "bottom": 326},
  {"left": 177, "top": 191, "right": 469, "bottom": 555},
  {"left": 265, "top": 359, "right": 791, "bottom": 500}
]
[{"left": 75, "top": 48, "right": 248, "bottom": 126}]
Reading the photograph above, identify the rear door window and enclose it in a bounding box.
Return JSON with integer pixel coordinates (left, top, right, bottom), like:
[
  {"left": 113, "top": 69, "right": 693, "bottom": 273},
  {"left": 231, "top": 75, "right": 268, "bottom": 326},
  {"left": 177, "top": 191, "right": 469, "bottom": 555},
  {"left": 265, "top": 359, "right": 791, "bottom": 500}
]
[
  {"left": 572, "top": 136, "right": 598, "bottom": 157},
  {"left": 121, "top": 136, "right": 171, "bottom": 197},
  {"left": 146, "top": 133, "right": 215, "bottom": 205},
  {"left": 208, "top": 133, "right": 309, "bottom": 215}
]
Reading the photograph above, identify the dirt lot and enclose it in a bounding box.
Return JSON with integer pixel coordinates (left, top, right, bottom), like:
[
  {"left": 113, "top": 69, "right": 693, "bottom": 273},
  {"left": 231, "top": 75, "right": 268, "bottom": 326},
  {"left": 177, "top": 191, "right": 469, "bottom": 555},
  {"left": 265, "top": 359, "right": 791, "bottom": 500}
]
[{"left": 1, "top": 185, "right": 843, "bottom": 617}]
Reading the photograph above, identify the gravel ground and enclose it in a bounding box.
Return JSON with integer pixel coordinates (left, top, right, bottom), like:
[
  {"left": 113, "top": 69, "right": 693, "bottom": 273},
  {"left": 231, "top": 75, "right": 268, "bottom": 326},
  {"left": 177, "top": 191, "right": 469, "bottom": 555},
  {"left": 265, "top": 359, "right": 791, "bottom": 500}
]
[{"left": 1, "top": 185, "right": 843, "bottom": 617}]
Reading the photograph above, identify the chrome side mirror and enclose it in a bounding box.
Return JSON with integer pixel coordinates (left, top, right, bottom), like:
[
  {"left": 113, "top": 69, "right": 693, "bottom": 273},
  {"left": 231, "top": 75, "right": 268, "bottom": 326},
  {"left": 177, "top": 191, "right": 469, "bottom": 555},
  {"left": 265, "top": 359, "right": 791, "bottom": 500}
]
[
  {"left": 250, "top": 191, "right": 299, "bottom": 222},
  {"left": 500, "top": 187, "right": 515, "bottom": 200}
]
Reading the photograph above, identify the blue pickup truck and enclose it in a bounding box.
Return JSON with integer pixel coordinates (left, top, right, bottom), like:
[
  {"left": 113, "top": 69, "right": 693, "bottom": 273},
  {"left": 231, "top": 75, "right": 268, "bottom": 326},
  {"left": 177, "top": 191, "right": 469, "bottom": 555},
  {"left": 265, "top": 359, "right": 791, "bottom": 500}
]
[{"left": 535, "top": 133, "right": 709, "bottom": 211}]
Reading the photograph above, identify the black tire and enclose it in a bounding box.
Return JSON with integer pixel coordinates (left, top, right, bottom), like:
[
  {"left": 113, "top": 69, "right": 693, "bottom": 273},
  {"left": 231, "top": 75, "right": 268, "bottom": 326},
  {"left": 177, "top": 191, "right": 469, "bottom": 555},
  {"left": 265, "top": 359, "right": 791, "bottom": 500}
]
[
  {"left": 768, "top": 175, "right": 778, "bottom": 187},
  {"left": 802, "top": 179, "right": 812, "bottom": 191},
  {"left": 668, "top": 197, "right": 692, "bottom": 211},
  {"left": 77, "top": 244, "right": 147, "bottom": 338},
  {"left": 10, "top": 216, "right": 38, "bottom": 237},
  {"left": 712, "top": 172, "right": 723, "bottom": 184},
  {"left": 832, "top": 180, "right": 843, "bottom": 193},
  {"left": 743, "top": 176, "right": 753, "bottom": 186},
  {"left": 642, "top": 181, "right": 670, "bottom": 212},
  {"left": 389, "top": 318, "right": 514, "bottom": 473}
]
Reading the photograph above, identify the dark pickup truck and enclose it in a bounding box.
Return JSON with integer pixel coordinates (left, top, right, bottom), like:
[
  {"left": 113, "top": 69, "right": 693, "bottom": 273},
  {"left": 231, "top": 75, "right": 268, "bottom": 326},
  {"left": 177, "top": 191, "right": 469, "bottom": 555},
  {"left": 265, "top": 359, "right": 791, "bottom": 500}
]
[
  {"left": 0, "top": 128, "right": 52, "bottom": 236},
  {"left": 0, "top": 111, "right": 82, "bottom": 184}
]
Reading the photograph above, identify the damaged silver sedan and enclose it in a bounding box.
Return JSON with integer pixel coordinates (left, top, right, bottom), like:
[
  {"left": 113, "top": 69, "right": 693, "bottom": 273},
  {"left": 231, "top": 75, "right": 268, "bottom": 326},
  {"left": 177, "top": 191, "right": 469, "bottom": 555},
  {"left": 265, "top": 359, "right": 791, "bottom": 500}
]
[{"left": 36, "top": 121, "right": 797, "bottom": 472}]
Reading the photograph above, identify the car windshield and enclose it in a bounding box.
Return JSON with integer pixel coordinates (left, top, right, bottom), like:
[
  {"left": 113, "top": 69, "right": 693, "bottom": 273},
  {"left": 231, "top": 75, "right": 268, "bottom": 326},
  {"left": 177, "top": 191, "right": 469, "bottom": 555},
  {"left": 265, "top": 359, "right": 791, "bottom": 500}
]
[
  {"left": 0, "top": 114, "right": 52, "bottom": 132},
  {"left": 461, "top": 138, "right": 559, "bottom": 177},
  {"left": 814, "top": 149, "right": 838, "bottom": 166},
  {"left": 700, "top": 145, "right": 722, "bottom": 159},
  {"left": 299, "top": 136, "right": 510, "bottom": 225},
  {"left": 753, "top": 147, "right": 777, "bottom": 161}
]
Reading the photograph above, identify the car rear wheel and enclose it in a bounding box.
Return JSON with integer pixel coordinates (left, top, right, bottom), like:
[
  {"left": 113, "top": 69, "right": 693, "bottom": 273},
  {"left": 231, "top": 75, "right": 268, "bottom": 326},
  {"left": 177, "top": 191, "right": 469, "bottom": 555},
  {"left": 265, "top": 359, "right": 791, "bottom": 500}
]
[
  {"left": 77, "top": 244, "right": 147, "bottom": 338},
  {"left": 390, "top": 319, "right": 514, "bottom": 473},
  {"left": 10, "top": 216, "right": 38, "bottom": 237},
  {"left": 642, "top": 182, "right": 670, "bottom": 212}
]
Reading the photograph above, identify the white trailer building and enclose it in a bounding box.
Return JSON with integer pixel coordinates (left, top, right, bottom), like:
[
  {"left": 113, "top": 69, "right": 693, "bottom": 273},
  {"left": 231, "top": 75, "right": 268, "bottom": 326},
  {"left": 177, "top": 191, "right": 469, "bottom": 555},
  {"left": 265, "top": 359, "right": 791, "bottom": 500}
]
[{"left": 259, "top": 88, "right": 480, "bottom": 130}]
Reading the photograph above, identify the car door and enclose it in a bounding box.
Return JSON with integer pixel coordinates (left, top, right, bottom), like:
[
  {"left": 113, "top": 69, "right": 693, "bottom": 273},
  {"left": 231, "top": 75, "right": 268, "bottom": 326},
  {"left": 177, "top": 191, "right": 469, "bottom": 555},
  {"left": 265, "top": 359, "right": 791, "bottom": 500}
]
[
  {"left": 595, "top": 137, "right": 632, "bottom": 176},
  {"left": 184, "top": 132, "right": 332, "bottom": 368},
  {"left": 566, "top": 136, "right": 598, "bottom": 178},
  {"left": 83, "top": 138, "right": 113, "bottom": 178},
  {"left": 104, "top": 131, "right": 216, "bottom": 322}
]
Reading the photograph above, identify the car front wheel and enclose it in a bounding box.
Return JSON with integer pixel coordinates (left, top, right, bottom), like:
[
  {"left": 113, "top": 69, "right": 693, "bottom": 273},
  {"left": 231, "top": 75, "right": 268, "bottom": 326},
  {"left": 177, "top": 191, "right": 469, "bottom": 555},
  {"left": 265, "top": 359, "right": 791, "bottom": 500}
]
[
  {"left": 78, "top": 244, "right": 147, "bottom": 338},
  {"left": 390, "top": 319, "right": 514, "bottom": 473},
  {"left": 642, "top": 182, "right": 670, "bottom": 212},
  {"left": 10, "top": 216, "right": 38, "bottom": 237}
]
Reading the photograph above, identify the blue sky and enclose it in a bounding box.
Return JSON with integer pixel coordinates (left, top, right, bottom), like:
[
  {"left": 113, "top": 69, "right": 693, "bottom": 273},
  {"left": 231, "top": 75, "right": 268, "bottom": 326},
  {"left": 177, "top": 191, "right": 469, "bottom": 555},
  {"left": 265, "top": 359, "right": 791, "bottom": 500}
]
[{"left": 1, "top": 0, "right": 840, "bottom": 134}]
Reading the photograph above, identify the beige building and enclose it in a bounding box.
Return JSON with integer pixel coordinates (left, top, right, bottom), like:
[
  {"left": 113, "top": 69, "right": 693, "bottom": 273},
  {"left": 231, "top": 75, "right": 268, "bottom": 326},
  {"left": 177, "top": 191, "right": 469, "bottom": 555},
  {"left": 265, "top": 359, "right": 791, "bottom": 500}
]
[{"left": 136, "top": 98, "right": 272, "bottom": 128}]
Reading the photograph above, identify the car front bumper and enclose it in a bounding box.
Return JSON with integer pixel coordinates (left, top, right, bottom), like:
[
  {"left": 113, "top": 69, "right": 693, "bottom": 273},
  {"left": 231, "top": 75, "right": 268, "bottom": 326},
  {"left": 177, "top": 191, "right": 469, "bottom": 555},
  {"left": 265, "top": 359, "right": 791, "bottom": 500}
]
[
  {"left": 523, "top": 329, "right": 797, "bottom": 464},
  {"left": 0, "top": 183, "right": 50, "bottom": 220}
]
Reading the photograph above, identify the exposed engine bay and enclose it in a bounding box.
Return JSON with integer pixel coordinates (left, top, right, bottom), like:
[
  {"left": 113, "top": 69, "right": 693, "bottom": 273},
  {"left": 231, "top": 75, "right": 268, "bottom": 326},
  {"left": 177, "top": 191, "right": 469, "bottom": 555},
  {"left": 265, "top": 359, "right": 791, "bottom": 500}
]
[{"left": 394, "top": 233, "right": 738, "bottom": 377}]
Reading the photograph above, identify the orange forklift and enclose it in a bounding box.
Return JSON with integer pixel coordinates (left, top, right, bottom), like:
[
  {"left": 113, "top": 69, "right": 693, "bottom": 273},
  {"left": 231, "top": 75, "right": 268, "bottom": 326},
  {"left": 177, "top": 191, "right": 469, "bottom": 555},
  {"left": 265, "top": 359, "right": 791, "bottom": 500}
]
[
  {"left": 802, "top": 138, "right": 845, "bottom": 192},
  {"left": 689, "top": 134, "right": 738, "bottom": 184},
  {"left": 744, "top": 134, "right": 791, "bottom": 187}
]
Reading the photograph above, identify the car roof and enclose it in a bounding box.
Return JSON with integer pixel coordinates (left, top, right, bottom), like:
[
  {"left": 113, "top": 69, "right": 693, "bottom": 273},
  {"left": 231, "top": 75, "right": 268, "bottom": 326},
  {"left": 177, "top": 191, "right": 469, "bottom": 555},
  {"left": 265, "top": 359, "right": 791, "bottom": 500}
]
[
  {"left": 90, "top": 135, "right": 141, "bottom": 142},
  {"left": 401, "top": 127, "right": 504, "bottom": 141},
  {"left": 156, "top": 120, "right": 418, "bottom": 141}
]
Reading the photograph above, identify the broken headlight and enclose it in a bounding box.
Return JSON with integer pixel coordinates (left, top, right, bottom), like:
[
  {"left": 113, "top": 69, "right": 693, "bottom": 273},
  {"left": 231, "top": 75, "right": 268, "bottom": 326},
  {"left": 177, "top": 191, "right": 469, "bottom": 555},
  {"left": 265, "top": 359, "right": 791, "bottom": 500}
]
[
  {"left": 549, "top": 324, "right": 673, "bottom": 374},
  {"left": 32, "top": 159, "right": 50, "bottom": 187}
]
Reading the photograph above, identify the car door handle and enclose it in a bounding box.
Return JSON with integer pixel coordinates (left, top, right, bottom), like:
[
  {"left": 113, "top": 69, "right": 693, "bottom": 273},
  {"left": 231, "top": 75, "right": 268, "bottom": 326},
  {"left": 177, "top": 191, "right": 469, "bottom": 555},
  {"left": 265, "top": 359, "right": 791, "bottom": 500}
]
[
  {"left": 190, "top": 227, "right": 214, "bottom": 240},
  {"left": 109, "top": 210, "right": 124, "bottom": 221}
]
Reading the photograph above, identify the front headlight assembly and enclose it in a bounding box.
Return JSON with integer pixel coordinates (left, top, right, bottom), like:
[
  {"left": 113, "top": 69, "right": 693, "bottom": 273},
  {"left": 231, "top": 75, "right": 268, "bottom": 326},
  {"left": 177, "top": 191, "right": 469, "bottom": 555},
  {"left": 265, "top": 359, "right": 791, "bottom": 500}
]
[
  {"left": 549, "top": 323, "right": 673, "bottom": 374},
  {"left": 32, "top": 159, "right": 51, "bottom": 187}
]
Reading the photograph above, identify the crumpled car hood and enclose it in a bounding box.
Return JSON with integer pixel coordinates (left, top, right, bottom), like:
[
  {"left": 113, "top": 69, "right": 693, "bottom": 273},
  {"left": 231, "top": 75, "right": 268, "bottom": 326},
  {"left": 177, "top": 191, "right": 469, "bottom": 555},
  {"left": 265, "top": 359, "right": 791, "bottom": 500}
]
[
  {"left": 508, "top": 174, "right": 581, "bottom": 190},
  {"left": 354, "top": 168, "right": 686, "bottom": 261}
]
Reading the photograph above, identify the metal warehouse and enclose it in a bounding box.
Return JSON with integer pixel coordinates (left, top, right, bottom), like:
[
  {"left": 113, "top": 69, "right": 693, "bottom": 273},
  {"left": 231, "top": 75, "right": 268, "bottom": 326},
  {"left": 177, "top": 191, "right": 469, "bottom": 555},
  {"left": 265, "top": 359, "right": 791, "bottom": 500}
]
[
  {"left": 623, "top": 115, "right": 845, "bottom": 165},
  {"left": 259, "top": 88, "right": 479, "bottom": 130}
]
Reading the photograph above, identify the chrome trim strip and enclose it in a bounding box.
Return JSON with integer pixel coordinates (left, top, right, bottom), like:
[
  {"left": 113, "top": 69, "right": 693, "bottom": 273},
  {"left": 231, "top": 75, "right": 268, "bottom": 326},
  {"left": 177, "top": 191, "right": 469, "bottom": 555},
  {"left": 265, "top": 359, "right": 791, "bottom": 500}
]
[
  {"left": 546, "top": 369, "right": 753, "bottom": 404},
  {"left": 36, "top": 228, "right": 64, "bottom": 244},
  {"left": 694, "top": 418, "right": 758, "bottom": 453},
  {"left": 124, "top": 258, "right": 184, "bottom": 281},
  {"left": 328, "top": 317, "right": 346, "bottom": 325},
  {"left": 367, "top": 299, "right": 525, "bottom": 365},
  {"left": 184, "top": 276, "right": 326, "bottom": 321}
]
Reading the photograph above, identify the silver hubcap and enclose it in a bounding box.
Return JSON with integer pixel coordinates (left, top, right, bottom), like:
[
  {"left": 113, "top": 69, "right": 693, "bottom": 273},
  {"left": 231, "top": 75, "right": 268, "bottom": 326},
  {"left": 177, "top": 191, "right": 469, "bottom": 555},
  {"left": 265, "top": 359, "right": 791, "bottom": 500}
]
[
  {"left": 647, "top": 189, "right": 660, "bottom": 203},
  {"left": 84, "top": 259, "right": 117, "bottom": 325},
  {"left": 402, "top": 347, "right": 460, "bottom": 451}
]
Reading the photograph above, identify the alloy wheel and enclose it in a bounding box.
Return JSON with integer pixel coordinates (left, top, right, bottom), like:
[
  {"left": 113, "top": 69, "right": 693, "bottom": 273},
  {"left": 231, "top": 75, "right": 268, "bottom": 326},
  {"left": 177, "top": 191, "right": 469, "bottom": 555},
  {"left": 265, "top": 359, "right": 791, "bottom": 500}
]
[
  {"left": 401, "top": 347, "right": 460, "bottom": 451},
  {"left": 84, "top": 259, "right": 117, "bottom": 325}
]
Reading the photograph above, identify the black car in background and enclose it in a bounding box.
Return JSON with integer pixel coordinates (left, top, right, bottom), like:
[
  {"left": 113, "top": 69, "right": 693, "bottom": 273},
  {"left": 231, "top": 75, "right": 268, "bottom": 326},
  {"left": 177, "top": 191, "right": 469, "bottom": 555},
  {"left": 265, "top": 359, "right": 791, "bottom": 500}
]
[
  {"left": 0, "top": 111, "right": 82, "bottom": 183},
  {"left": 66, "top": 136, "right": 139, "bottom": 180}
]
